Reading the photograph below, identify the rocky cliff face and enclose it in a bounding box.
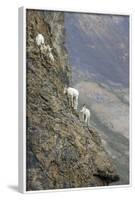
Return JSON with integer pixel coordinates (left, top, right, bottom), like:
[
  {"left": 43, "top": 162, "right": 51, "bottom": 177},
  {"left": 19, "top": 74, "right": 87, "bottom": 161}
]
[{"left": 26, "top": 9, "right": 119, "bottom": 191}]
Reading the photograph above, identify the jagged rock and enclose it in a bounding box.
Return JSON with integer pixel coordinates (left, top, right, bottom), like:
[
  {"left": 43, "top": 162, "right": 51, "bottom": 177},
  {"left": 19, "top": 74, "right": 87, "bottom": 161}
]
[{"left": 26, "top": 9, "right": 119, "bottom": 191}]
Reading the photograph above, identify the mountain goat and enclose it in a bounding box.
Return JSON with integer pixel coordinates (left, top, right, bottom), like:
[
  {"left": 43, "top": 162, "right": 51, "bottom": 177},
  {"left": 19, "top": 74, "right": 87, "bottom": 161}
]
[
  {"left": 40, "top": 44, "right": 54, "bottom": 63},
  {"left": 64, "top": 87, "right": 79, "bottom": 110},
  {"left": 40, "top": 44, "right": 53, "bottom": 54},
  {"left": 36, "top": 33, "right": 44, "bottom": 46},
  {"left": 80, "top": 105, "right": 91, "bottom": 126}
]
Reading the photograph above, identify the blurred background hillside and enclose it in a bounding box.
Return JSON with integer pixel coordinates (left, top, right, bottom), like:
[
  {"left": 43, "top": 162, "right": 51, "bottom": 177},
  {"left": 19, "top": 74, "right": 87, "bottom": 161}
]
[{"left": 65, "top": 12, "right": 129, "bottom": 185}]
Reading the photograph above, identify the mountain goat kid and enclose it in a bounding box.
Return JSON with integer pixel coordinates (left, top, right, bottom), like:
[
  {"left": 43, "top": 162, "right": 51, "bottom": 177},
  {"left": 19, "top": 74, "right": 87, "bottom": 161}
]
[
  {"left": 80, "top": 105, "right": 91, "bottom": 126},
  {"left": 40, "top": 44, "right": 53, "bottom": 54},
  {"left": 40, "top": 44, "right": 54, "bottom": 63},
  {"left": 64, "top": 87, "right": 79, "bottom": 110},
  {"left": 36, "top": 33, "right": 45, "bottom": 46}
]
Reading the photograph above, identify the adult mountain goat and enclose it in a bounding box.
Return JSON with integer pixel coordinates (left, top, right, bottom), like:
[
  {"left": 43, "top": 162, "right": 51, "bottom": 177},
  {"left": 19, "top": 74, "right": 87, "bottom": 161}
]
[
  {"left": 80, "top": 105, "right": 91, "bottom": 126},
  {"left": 64, "top": 87, "right": 79, "bottom": 110},
  {"left": 36, "top": 33, "right": 45, "bottom": 46}
]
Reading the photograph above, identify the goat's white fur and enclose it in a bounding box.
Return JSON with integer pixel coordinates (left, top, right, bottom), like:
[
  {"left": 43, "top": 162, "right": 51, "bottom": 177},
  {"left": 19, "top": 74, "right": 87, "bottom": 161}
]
[
  {"left": 80, "top": 105, "right": 91, "bottom": 125},
  {"left": 64, "top": 87, "right": 79, "bottom": 110},
  {"left": 36, "top": 33, "right": 44, "bottom": 46}
]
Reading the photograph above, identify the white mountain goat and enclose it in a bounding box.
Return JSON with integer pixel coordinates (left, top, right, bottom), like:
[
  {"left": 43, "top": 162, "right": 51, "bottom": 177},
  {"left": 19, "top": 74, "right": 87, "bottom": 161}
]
[
  {"left": 80, "top": 105, "right": 91, "bottom": 126},
  {"left": 36, "top": 33, "right": 45, "bottom": 46},
  {"left": 64, "top": 87, "right": 79, "bottom": 110},
  {"left": 40, "top": 44, "right": 54, "bottom": 63}
]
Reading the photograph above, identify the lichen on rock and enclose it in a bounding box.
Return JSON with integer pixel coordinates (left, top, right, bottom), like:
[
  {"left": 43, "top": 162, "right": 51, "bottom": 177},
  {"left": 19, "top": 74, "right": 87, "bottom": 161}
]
[{"left": 26, "top": 9, "right": 119, "bottom": 191}]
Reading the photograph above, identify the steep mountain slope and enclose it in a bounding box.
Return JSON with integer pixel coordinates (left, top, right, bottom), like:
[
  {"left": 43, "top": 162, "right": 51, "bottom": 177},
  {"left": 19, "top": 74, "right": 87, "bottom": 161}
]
[{"left": 26, "top": 10, "right": 119, "bottom": 191}]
